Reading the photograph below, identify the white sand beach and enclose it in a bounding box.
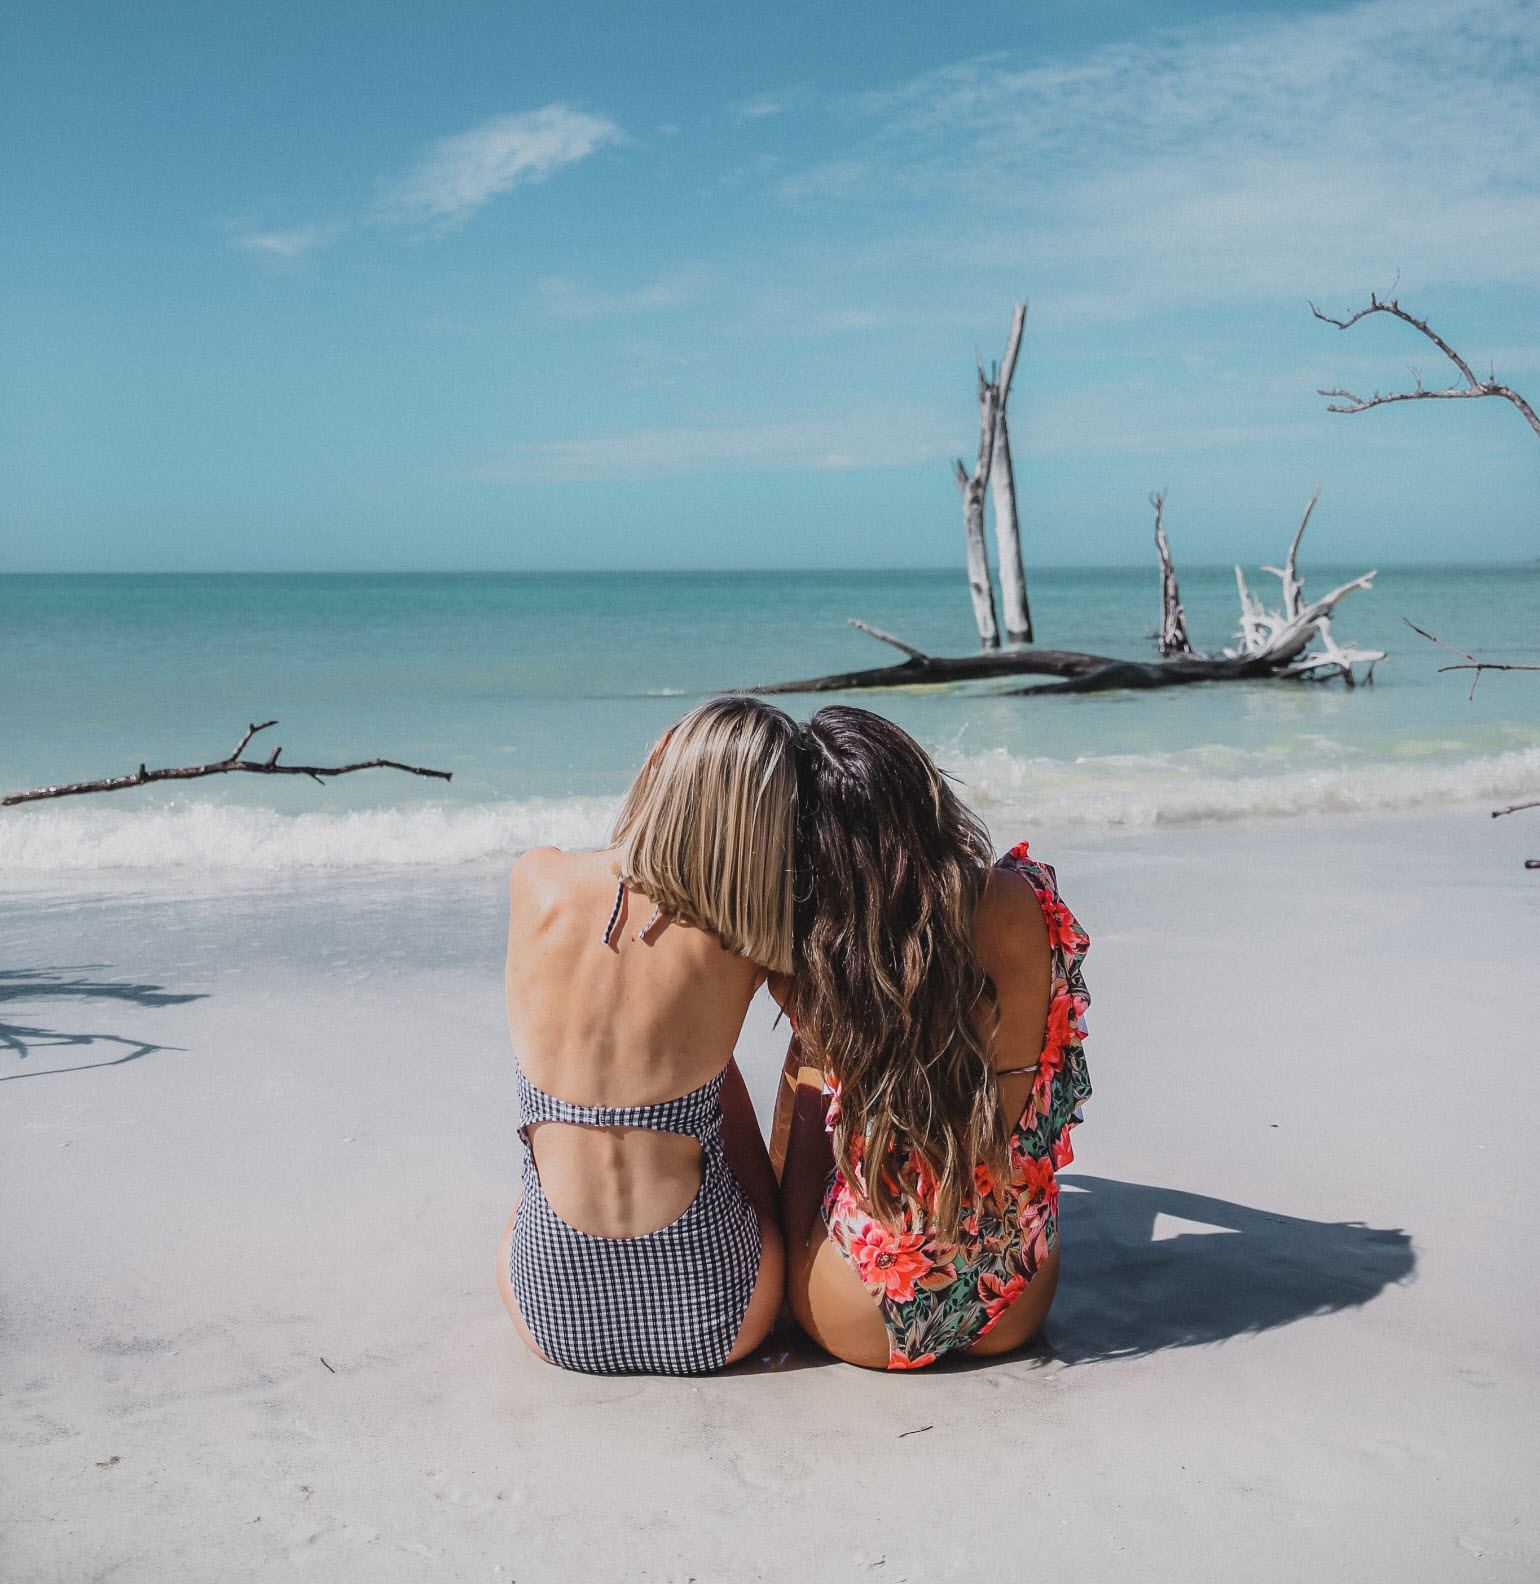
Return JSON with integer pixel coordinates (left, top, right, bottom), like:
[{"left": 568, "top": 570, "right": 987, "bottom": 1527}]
[{"left": 3, "top": 805, "right": 1538, "bottom": 1582}]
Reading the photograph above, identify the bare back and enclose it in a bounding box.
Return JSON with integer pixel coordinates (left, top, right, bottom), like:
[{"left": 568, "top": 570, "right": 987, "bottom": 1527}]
[
  {"left": 506, "top": 846, "right": 764, "bottom": 1239},
  {"left": 973, "top": 863, "right": 1055, "bottom": 1110}
]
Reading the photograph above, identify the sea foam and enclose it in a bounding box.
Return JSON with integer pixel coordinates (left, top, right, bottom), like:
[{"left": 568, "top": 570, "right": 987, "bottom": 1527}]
[{"left": 3, "top": 746, "right": 1537, "bottom": 884}]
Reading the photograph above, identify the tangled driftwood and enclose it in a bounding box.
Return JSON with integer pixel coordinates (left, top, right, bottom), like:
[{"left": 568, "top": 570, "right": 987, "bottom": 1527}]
[
  {"left": 3, "top": 721, "right": 451, "bottom": 807},
  {"left": 758, "top": 490, "right": 1381, "bottom": 695}
]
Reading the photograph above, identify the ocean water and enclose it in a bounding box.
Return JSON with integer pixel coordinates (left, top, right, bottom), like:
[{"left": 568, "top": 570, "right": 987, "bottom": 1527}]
[{"left": 2, "top": 566, "right": 1536, "bottom": 884}]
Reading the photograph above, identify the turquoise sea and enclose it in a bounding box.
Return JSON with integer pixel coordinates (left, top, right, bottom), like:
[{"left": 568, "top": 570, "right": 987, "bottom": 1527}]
[{"left": 2, "top": 565, "right": 1537, "bottom": 882}]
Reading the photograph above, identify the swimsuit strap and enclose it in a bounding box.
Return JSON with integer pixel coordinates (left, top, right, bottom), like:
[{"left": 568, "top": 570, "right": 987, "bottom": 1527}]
[
  {"left": 602, "top": 877, "right": 664, "bottom": 944},
  {"left": 601, "top": 878, "right": 625, "bottom": 945},
  {"left": 516, "top": 1063, "right": 726, "bottom": 1144}
]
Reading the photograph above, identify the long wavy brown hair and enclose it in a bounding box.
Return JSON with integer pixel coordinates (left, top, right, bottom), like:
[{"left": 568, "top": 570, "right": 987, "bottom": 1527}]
[{"left": 793, "top": 706, "right": 1007, "bottom": 1239}]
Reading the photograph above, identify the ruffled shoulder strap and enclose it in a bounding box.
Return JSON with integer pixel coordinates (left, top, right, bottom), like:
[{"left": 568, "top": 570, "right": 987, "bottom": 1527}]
[
  {"left": 994, "top": 840, "right": 1092, "bottom": 1168},
  {"left": 995, "top": 839, "right": 1090, "bottom": 978}
]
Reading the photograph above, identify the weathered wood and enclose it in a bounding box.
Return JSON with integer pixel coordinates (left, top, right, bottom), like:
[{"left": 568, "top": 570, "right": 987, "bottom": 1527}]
[
  {"left": 954, "top": 375, "right": 1001, "bottom": 648},
  {"left": 1010, "top": 653, "right": 1283, "bottom": 695},
  {"left": 1220, "top": 490, "right": 1383, "bottom": 683},
  {"left": 989, "top": 302, "right": 1033, "bottom": 644},
  {"left": 759, "top": 489, "right": 1382, "bottom": 695},
  {"left": 753, "top": 644, "right": 1119, "bottom": 695},
  {"left": 1151, "top": 491, "right": 1196, "bottom": 657},
  {"left": 3, "top": 721, "right": 452, "bottom": 806},
  {"left": 845, "top": 618, "right": 928, "bottom": 660},
  {"left": 1311, "top": 294, "right": 1540, "bottom": 442}
]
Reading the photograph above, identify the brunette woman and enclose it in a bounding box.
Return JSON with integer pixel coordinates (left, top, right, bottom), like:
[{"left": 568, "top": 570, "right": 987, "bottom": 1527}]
[
  {"left": 771, "top": 706, "right": 1091, "bottom": 1369},
  {"left": 498, "top": 696, "right": 797, "bottom": 1375}
]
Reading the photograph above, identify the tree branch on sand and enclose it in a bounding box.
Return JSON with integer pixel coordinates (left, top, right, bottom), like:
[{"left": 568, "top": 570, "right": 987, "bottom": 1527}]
[
  {"left": 758, "top": 489, "right": 1382, "bottom": 695},
  {"left": 3, "top": 721, "right": 452, "bottom": 807},
  {"left": 1310, "top": 293, "right": 1540, "bottom": 441}
]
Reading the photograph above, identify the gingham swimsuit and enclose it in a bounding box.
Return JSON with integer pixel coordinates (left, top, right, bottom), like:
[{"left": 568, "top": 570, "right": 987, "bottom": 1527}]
[{"left": 509, "top": 884, "right": 762, "bottom": 1375}]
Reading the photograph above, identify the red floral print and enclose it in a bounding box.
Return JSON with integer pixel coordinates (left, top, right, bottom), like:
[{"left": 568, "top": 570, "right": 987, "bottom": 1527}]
[
  {"left": 818, "top": 844, "right": 1091, "bottom": 1369},
  {"left": 978, "top": 1270, "right": 1030, "bottom": 1328},
  {"left": 846, "top": 1221, "right": 935, "bottom": 1302}
]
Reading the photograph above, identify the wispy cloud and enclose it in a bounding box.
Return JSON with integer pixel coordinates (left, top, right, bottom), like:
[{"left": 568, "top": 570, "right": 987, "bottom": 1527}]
[
  {"left": 537, "top": 266, "right": 709, "bottom": 320},
  {"left": 477, "top": 410, "right": 950, "bottom": 482},
  {"left": 732, "top": 87, "right": 808, "bottom": 122},
  {"left": 227, "top": 103, "right": 621, "bottom": 260},
  {"left": 375, "top": 104, "right": 622, "bottom": 230},
  {"left": 228, "top": 222, "right": 347, "bottom": 259},
  {"left": 777, "top": 0, "right": 1540, "bottom": 318}
]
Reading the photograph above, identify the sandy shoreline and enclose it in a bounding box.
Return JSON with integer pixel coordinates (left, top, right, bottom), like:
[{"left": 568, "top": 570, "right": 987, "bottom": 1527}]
[{"left": 3, "top": 805, "right": 1537, "bottom": 1582}]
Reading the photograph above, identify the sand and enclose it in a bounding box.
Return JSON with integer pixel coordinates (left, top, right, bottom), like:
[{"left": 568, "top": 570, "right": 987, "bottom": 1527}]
[{"left": 3, "top": 806, "right": 1538, "bottom": 1583}]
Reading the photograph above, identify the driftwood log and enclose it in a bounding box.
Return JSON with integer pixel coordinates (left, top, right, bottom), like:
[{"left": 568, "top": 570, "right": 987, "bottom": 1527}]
[
  {"left": 3, "top": 721, "right": 451, "bottom": 807},
  {"left": 759, "top": 490, "right": 1381, "bottom": 696},
  {"left": 1311, "top": 294, "right": 1540, "bottom": 442}
]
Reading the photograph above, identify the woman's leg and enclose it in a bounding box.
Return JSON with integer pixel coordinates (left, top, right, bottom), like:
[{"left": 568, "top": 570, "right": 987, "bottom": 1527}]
[
  {"left": 779, "top": 1066, "right": 892, "bottom": 1369},
  {"left": 717, "top": 1057, "right": 787, "bottom": 1364}
]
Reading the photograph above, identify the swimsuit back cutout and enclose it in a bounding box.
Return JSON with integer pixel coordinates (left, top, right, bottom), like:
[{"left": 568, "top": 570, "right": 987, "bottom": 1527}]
[{"left": 508, "top": 878, "right": 761, "bottom": 1376}]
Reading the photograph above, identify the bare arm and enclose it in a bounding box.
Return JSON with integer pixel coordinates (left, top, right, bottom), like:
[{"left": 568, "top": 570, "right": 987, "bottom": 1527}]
[{"left": 717, "top": 1056, "right": 781, "bottom": 1230}]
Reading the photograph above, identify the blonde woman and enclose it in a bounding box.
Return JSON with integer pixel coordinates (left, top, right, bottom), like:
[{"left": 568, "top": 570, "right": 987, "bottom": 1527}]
[
  {"left": 772, "top": 707, "right": 1091, "bottom": 1370},
  {"left": 497, "top": 696, "right": 796, "bottom": 1375}
]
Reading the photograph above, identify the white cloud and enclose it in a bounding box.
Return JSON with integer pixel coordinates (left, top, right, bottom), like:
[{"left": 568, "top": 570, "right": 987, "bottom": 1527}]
[
  {"left": 228, "top": 222, "right": 346, "bottom": 259},
  {"left": 376, "top": 104, "right": 622, "bottom": 230},
  {"left": 777, "top": 0, "right": 1540, "bottom": 318},
  {"left": 537, "top": 266, "right": 709, "bottom": 320},
  {"left": 477, "top": 410, "right": 951, "bottom": 482},
  {"left": 732, "top": 88, "right": 807, "bottom": 122}
]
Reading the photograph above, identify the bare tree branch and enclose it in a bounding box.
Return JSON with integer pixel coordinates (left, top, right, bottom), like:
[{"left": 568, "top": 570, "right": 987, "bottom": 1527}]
[
  {"left": 1493, "top": 801, "right": 1540, "bottom": 820},
  {"left": 4, "top": 722, "right": 453, "bottom": 807},
  {"left": 1403, "top": 619, "right": 1540, "bottom": 701},
  {"left": 1310, "top": 294, "right": 1540, "bottom": 440},
  {"left": 846, "top": 618, "right": 929, "bottom": 661}
]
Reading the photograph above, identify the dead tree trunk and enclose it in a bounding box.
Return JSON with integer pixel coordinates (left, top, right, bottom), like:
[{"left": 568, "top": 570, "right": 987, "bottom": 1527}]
[
  {"left": 1151, "top": 491, "right": 1195, "bottom": 657},
  {"left": 954, "top": 375, "right": 1001, "bottom": 649},
  {"left": 989, "top": 303, "right": 1033, "bottom": 644}
]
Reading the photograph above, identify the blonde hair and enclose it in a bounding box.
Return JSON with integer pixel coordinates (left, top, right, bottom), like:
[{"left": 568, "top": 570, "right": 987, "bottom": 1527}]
[{"left": 611, "top": 696, "right": 800, "bottom": 974}]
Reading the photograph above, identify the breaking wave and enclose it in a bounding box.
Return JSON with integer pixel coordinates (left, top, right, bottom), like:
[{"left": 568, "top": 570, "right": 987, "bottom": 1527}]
[{"left": 2, "top": 745, "right": 1536, "bottom": 885}]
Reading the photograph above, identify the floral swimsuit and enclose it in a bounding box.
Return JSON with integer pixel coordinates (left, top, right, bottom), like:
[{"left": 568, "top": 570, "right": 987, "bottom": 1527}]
[{"left": 820, "top": 843, "right": 1091, "bottom": 1369}]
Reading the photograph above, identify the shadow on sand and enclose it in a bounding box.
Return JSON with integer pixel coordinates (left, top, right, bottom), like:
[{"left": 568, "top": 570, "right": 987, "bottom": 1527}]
[
  {"left": 0, "top": 967, "right": 203, "bottom": 1081},
  {"left": 1046, "top": 1173, "right": 1415, "bottom": 1364},
  {"left": 741, "top": 1173, "right": 1414, "bottom": 1375}
]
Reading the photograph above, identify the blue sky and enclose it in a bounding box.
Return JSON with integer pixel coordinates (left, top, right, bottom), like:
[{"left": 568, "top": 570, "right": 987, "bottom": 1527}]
[{"left": 3, "top": 0, "right": 1537, "bottom": 571}]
